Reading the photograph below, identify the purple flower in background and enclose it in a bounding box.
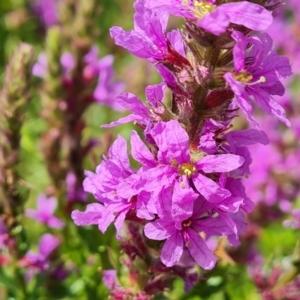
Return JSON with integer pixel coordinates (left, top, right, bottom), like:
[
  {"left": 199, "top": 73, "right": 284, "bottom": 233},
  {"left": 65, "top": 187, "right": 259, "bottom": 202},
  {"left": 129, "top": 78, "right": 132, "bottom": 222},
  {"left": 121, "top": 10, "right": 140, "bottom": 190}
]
[
  {"left": 66, "top": 172, "right": 87, "bottom": 203},
  {"left": 83, "top": 47, "right": 125, "bottom": 110},
  {"left": 224, "top": 31, "right": 292, "bottom": 127},
  {"left": 0, "top": 220, "right": 11, "bottom": 249},
  {"left": 31, "top": 0, "right": 58, "bottom": 28},
  {"left": 32, "top": 47, "right": 124, "bottom": 110},
  {"left": 144, "top": 0, "right": 272, "bottom": 35},
  {"left": 20, "top": 234, "right": 61, "bottom": 280},
  {"left": 25, "top": 194, "right": 65, "bottom": 229},
  {"left": 102, "top": 270, "right": 120, "bottom": 290}
]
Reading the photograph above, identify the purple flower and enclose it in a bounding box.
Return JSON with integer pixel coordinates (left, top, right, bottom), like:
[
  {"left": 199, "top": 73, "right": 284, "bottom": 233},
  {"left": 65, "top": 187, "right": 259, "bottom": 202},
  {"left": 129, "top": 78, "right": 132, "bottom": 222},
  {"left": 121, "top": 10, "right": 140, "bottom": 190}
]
[
  {"left": 66, "top": 172, "right": 87, "bottom": 203},
  {"left": 110, "top": 0, "right": 169, "bottom": 60},
  {"left": 224, "top": 31, "right": 292, "bottom": 127},
  {"left": 110, "top": 0, "right": 191, "bottom": 76},
  {"left": 102, "top": 270, "right": 119, "bottom": 290},
  {"left": 144, "top": 0, "right": 272, "bottom": 35},
  {"left": 72, "top": 135, "right": 155, "bottom": 236},
  {"left": 102, "top": 83, "right": 167, "bottom": 129},
  {"left": 118, "top": 120, "right": 245, "bottom": 204},
  {"left": 144, "top": 192, "right": 232, "bottom": 268},
  {"left": 20, "top": 234, "right": 61, "bottom": 281},
  {"left": 25, "top": 194, "right": 65, "bottom": 229},
  {"left": 32, "top": 47, "right": 124, "bottom": 110},
  {"left": 0, "top": 220, "right": 10, "bottom": 249},
  {"left": 31, "top": 0, "right": 58, "bottom": 28}
]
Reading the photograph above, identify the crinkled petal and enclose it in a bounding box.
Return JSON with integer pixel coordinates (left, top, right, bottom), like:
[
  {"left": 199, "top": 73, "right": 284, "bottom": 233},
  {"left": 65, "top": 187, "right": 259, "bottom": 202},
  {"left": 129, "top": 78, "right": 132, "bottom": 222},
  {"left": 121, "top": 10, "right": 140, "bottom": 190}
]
[
  {"left": 193, "top": 173, "right": 231, "bottom": 203},
  {"left": 130, "top": 131, "right": 156, "bottom": 167},
  {"left": 224, "top": 72, "right": 259, "bottom": 127},
  {"left": 136, "top": 192, "right": 155, "bottom": 220},
  {"left": 108, "top": 135, "right": 131, "bottom": 173},
  {"left": 118, "top": 166, "right": 176, "bottom": 198},
  {"left": 197, "top": 8, "right": 229, "bottom": 35},
  {"left": 196, "top": 154, "right": 244, "bottom": 173},
  {"left": 110, "top": 26, "right": 161, "bottom": 59},
  {"left": 249, "top": 88, "right": 290, "bottom": 127},
  {"left": 71, "top": 203, "right": 103, "bottom": 226},
  {"left": 187, "top": 229, "right": 216, "bottom": 270},
  {"left": 161, "top": 231, "right": 183, "bottom": 267},
  {"left": 172, "top": 180, "right": 198, "bottom": 224},
  {"left": 144, "top": 219, "right": 176, "bottom": 240},
  {"left": 221, "top": 2, "right": 272, "bottom": 32},
  {"left": 151, "top": 120, "right": 190, "bottom": 164},
  {"left": 225, "top": 129, "right": 269, "bottom": 146}
]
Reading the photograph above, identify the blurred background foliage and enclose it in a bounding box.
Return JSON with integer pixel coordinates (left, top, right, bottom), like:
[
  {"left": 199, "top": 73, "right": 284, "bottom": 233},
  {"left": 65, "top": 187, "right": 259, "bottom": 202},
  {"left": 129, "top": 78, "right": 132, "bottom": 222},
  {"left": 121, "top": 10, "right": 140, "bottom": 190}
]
[{"left": 0, "top": 0, "right": 299, "bottom": 299}]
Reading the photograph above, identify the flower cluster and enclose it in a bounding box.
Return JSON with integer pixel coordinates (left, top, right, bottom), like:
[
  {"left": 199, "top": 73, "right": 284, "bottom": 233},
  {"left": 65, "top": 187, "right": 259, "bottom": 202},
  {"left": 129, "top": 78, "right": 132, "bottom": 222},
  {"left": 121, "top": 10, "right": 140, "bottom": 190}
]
[
  {"left": 33, "top": 46, "right": 124, "bottom": 111},
  {"left": 72, "top": 0, "right": 291, "bottom": 293}
]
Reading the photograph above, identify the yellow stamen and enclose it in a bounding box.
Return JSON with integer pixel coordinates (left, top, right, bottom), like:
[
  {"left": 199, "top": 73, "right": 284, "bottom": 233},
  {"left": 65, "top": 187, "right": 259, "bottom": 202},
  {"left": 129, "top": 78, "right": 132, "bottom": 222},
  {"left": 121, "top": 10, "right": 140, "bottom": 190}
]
[
  {"left": 234, "top": 71, "right": 266, "bottom": 85},
  {"left": 178, "top": 163, "right": 197, "bottom": 177},
  {"left": 233, "top": 71, "right": 253, "bottom": 83},
  {"left": 182, "top": 1, "right": 215, "bottom": 19}
]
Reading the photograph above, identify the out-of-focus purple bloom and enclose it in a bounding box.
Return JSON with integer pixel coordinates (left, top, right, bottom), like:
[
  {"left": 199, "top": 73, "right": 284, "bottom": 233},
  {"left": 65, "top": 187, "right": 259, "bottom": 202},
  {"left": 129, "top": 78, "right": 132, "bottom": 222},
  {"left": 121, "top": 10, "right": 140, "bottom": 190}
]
[
  {"left": 284, "top": 209, "right": 300, "bottom": 229},
  {"left": 31, "top": 0, "right": 58, "bottom": 28},
  {"left": 144, "top": 0, "right": 272, "bottom": 35},
  {"left": 66, "top": 172, "right": 87, "bottom": 203},
  {"left": 0, "top": 220, "right": 11, "bottom": 249},
  {"left": 20, "top": 234, "right": 61, "bottom": 281},
  {"left": 242, "top": 110, "right": 300, "bottom": 211},
  {"left": 102, "top": 270, "right": 120, "bottom": 290},
  {"left": 32, "top": 53, "right": 47, "bottom": 78},
  {"left": 25, "top": 194, "right": 65, "bottom": 229},
  {"left": 267, "top": 1, "right": 300, "bottom": 74},
  {"left": 224, "top": 31, "right": 292, "bottom": 127},
  {"left": 83, "top": 47, "right": 125, "bottom": 110},
  {"left": 32, "top": 47, "right": 124, "bottom": 110}
]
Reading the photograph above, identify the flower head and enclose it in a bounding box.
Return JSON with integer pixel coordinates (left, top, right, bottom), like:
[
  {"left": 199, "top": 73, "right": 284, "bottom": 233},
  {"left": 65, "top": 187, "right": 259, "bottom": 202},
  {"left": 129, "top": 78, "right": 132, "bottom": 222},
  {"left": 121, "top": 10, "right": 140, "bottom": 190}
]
[
  {"left": 224, "top": 31, "right": 292, "bottom": 127},
  {"left": 25, "top": 194, "right": 65, "bottom": 229}
]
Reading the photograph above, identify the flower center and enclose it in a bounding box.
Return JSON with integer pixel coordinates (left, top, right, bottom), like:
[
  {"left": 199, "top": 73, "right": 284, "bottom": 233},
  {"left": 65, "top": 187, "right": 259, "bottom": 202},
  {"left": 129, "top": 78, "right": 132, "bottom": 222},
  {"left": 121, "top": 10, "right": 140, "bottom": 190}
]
[
  {"left": 233, "top": 71, "right": 253, "bottom": 83},
  {"left": 183, "top": 1, "right": 215, "bottom": 19},
  {"left": 233, "top": 71, "right": 266, "bottom": 85},
  {"left": 182, "top": 218, "right": 192, "bottom": 228},
  {"left": 178, "top": 163, "right": 196, "bottom": 177}
]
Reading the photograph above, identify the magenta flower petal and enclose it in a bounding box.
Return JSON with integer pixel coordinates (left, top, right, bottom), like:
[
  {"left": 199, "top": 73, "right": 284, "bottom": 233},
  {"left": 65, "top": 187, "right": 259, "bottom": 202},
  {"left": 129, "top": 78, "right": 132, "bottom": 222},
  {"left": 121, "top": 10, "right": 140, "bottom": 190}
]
[
  {"left": 151, "top": 120, "right": 190, "bottom": 164},
  {"left": 144, "top": 219, "right": 175, "bottom": 240},
  {"left": 71, "top": 204, "right": 103, "bottom": 226},
  {"left": 172, "top": 180, "right": 199, "bottom": 223},
  {"left": 196, "top": 154, "right": 244, "bottom": 173},
  {"left": 193, "top": 173, "right": 231, "bottom": 203},
  {"left": 130, "top": 131, "right": 156, "bottom": 167},
  {"left": 219, "top": 2, "right": 272, "bottom": 32},
  {"left": 161, "top": 231, "right": 183, "bottom": 267},
  {"left": 187, "top": 229, "right": 216, "bottom": 270}
]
